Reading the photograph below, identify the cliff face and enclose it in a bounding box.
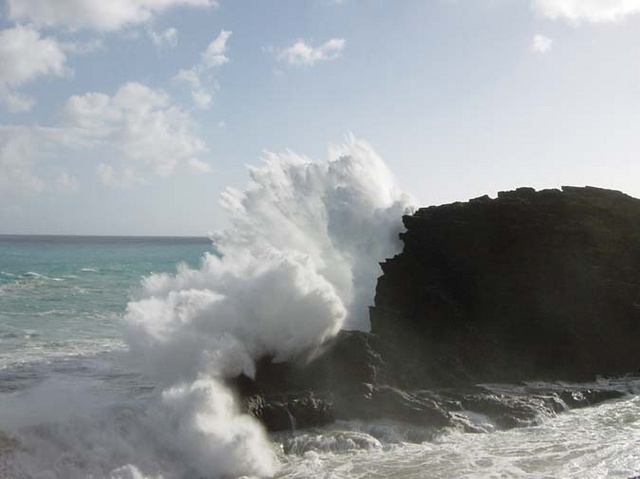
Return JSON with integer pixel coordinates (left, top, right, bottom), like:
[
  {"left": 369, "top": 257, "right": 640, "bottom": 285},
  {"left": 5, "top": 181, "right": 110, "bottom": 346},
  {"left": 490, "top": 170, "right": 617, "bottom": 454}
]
[
  {"left": 239, "top": 186, "right": 640, "bottom": 432},
  {"left": 371, "top": 186, "right": 640, "bottom": 384}
]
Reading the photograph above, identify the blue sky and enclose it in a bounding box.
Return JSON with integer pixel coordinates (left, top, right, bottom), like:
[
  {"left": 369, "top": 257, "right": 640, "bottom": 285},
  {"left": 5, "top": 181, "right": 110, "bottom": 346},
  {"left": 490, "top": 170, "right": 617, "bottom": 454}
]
[{"left": 1, "top": 0, "right": 640, "bottom": 235}]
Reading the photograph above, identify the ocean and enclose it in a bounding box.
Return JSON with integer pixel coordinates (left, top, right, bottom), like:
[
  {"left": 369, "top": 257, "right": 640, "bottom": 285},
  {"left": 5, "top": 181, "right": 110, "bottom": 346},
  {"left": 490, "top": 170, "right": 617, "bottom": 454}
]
[{"left": 2, "top": 142, "right": 640, "bottom": 478}]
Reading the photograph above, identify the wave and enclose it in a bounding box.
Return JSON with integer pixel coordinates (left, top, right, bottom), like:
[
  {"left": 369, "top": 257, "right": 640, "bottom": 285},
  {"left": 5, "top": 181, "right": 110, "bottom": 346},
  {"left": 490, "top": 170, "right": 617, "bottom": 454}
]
[
  {"left": 1, "top": 137, "right": 412, "bottom": 478},
  {"left": 0, "top": 338, "right": 126, "bottom": 371},
  {"left": 23, "top": 272, "right": 65, "bottom": 282},
  {"left": 121, "top": 137, "right": 412, "bottom": 478}
]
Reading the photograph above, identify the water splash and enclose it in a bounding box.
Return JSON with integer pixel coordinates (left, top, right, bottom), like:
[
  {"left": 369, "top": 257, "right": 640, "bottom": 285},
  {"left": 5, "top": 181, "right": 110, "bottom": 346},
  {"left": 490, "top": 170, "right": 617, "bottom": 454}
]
[{"left": 122, "top": 137, "right": 413, "bottom": 478}]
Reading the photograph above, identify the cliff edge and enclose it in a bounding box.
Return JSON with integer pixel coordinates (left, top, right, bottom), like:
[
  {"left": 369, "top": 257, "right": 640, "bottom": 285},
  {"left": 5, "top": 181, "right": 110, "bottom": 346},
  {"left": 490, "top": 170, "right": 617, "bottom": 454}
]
[
  {"left": 238, "top": 186, "right": 640, "bottom": 431},
  {"left": 372, "top": 186, "right": 640, "bottom": 385}
]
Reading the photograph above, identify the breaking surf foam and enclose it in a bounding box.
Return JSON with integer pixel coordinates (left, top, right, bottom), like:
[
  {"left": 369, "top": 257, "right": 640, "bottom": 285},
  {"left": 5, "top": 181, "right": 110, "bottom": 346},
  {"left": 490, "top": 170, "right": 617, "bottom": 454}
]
[{"left": 122, "top": 137, "right": 413, "bottom": 477}]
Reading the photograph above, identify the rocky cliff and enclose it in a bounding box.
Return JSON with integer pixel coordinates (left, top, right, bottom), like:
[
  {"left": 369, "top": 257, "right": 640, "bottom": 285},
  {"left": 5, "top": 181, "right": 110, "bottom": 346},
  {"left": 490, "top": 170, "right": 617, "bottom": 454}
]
[
  {"left": 237, "top": 186, "right": 640, "bottom": 432},
  {"left": 372, "top": 186, "right": 640, "bottom": 385}
]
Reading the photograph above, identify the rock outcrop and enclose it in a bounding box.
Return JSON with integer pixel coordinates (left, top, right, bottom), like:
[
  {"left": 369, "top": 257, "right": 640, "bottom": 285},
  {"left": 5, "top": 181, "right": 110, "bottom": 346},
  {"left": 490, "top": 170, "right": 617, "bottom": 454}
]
[
  {"left": 372, "top": 186, "right": 640, "bottom": 385},
  {"left": 236, "top": 186, "right": 640, "bottom": 432}
]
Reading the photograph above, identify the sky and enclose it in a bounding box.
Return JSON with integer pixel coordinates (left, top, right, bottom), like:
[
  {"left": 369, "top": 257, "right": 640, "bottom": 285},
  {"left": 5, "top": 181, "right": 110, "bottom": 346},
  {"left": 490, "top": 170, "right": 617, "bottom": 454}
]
[{"left": 1, "top": 0, "right": 640, "bottom": 235}]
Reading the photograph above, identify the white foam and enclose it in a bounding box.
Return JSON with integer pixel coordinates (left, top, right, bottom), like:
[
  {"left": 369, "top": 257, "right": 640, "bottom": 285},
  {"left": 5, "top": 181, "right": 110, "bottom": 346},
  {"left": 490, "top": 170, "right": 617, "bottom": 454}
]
[
  {"left": 123, "top": 136, "right": 412, "bottom": 478},
  {"left": 277, "top": 395, "right": 640, "bottom": 478},
  {"left": 24, "top": 272, "right": 65, "bottom": 282},
  {"left": 0, "top": 137, "right": 412, "bottom": 479}
]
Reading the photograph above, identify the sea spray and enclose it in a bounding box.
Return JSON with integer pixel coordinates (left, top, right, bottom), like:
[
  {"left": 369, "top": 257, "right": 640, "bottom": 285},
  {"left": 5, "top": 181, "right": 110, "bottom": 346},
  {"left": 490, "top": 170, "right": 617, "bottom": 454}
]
[{"left": 124, "top": 137, "right": 413, "bottom": 477}]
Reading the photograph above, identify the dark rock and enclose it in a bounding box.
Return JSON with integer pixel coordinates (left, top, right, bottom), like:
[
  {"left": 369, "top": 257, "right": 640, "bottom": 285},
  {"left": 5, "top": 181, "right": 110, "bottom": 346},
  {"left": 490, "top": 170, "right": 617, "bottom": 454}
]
[
  {"left": 458, "top": 392, "right": 565, "bottom": 428},
  {"left": 233, "top": 330, "right": 382, "bottom": 397},
  {"left": 244, "top": 392, "right": 334, "bottom": 432},
  {"left": 556, "top": 388, "right": 625, "bottom": 408},
  {"left": 334, "top": 385, "right": 453, "bottom": 428},
  {"left": 234, "top": 330, "right": 383, "bottom": 431},
  {"left": 372, "top": 186, "right": 640, "bottom": 385},
  {"left": 236, "top": 186, "right": 640, "bottom": 433}
]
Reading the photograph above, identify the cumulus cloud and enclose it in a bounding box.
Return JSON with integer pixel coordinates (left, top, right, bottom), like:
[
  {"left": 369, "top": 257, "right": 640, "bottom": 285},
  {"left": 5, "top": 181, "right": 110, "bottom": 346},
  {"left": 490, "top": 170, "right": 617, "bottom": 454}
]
[
  {"left": 174, "top": 30, "right": 231, "bottom": 109},
  {"left": 533, "top": 0, "right": 640, "bottom": 23},
  {"left": 63, "top": 82, "right": 207, "bottom": 183},
  {"left": 0, "top": 82, "right": 209, "bottom": 195},
  {"left": 0, "top": 25, "right": 68, "bottom": 112},
  {"left": 276, "top": 38, "right": 345, "bottom": 66},
  {"left": 5, "top": 0, "right": 217, "bottom": 32},
  {"left": 531, "top": 34, "right": 553, "bottom": 53}
]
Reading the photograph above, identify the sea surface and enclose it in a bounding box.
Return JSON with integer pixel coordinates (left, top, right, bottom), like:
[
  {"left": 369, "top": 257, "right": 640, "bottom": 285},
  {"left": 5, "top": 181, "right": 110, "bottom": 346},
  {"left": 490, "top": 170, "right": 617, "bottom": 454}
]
[
  {"left": 2, "top": 235, "right": 640, "bottom": 479},
  {"left": 0, "top": 235, "right": 210, "bottom": 368}
]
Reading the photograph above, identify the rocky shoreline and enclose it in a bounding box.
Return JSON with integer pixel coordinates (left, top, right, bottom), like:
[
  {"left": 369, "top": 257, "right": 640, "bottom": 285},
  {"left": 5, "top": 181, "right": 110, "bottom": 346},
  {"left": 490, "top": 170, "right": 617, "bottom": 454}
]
[{"left": 233, "top": 186, "right": 640, "bottom": 433}]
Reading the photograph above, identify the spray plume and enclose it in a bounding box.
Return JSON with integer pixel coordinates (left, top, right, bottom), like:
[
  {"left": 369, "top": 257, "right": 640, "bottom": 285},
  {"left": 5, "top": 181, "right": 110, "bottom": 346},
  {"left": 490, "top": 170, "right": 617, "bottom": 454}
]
[
  {"left": 1, "top": 137, "right": 412, "bottom": 479},
  {"left": 123, "top": 137, "right": 412, "bottom": 477}
]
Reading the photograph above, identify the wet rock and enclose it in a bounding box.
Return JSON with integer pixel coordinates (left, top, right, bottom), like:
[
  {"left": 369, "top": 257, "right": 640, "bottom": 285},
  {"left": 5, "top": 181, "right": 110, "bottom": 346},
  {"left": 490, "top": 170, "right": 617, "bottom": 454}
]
[
  {"left": 556, "top": 388, "right": 625, "bottom": 408},
  {"left": 335, "top": 385, "right": 453, "bottom": 428},
  {"left": 245, "top": 392, "right": 334, "bottom": 432},
  {"left": 458, "top": 392, "right": 565, "bottom": 428},
  {"left": 237, "top": 187, "right": 640, "bottom": 433},
  {"left": 233, "top": 330, "right": 383, "bottom": 397}
]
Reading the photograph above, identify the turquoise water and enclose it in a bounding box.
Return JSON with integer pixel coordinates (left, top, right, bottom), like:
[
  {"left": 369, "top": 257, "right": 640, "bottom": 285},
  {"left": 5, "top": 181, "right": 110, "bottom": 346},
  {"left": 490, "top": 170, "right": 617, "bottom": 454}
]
[
  {"left": 0, "top": 235, "right": 213, "bottom": 368},
  {"left": 2, "top": 235, "right": 640, "bottom": 479}
]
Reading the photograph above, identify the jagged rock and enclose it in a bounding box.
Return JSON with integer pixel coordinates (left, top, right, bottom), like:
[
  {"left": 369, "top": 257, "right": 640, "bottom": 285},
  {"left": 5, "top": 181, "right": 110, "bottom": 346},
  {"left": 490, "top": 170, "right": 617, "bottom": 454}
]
[
  {"left": 233, "top": 330, "right": 382, "bottom": 397},
  {"left": 372, "top": 186, "right": 640, "bottom": 385},
  {"left": 245, "top": 393, "right": 334, "bottom": 432},
  {"left": 237, "top": 186, "right": 640, "bottom": 433},
  {"left": 334, "top": 385, "right": 453, "bottom": 428}
]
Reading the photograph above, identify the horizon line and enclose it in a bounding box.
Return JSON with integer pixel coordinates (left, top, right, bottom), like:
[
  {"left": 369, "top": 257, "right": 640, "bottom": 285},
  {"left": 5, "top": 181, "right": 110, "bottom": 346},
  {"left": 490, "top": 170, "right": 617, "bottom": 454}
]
[{"left": 0, "top": 233, "right": 211, "bottom": 239}]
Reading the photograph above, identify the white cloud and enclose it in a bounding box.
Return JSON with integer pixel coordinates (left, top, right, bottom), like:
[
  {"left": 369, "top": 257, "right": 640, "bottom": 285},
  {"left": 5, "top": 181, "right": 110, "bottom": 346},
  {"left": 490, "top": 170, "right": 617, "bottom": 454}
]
[
  {"left": 0, "top": 125, "right": 97, "bottom": 195},
  {"left": 149, "top": 27, "right": 179, "bottom": 48},
  {"left": 97, "top": 163, "right": 143, "bottom": 188},
  {"left": 533, "top": 0, "right": 640, "bottom": 23},
  {"left": 276, "top": 38, "right": 345, "bottom": 66},
  {"left": 201, "top": 29, "right": 231, "bottom": 68},
  {"left": 63, "top": 82, "right": 207, "bottom": 181},
  {"left": 531, "top": 34, "right": 553, "bottom": 53},
  {"left": 56, "top": 171, "right": 79, "bottom": 193},
  {"left": 187, "top": 157, "right": 213, "bottom": 174},
  {"left": 174, "top": 30, "right": 231, "bottom": 109},
  {"left": 6, "top": 0, "right": 217, "bottom": 32},
  {"left": 3, "top": 91, "right": 36, "bottom": 113},
  {"left": 0, "top": 25, "right": 68, "bottom": 112},
  {"left": 0, "top": 82, "right": 209, "bottom": 196},
  {"left": 0, "top": 127, "right": 45, "bottom": 195}
]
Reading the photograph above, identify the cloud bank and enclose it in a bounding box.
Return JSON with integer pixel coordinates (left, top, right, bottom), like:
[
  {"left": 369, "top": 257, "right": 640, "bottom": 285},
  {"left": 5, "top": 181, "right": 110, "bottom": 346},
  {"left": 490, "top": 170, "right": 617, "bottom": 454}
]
[
  {"left": 63, "top": 82, "right": 208, "bottom": 184},
  {"left": 533, "top": 0, "right": 640, "bottom": 23},
  {"left": 0, "top": 25, "right": 68, "bottom": 112},
  {"left": 5, "top": 0, "right": 216, "bottom": 32}
]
